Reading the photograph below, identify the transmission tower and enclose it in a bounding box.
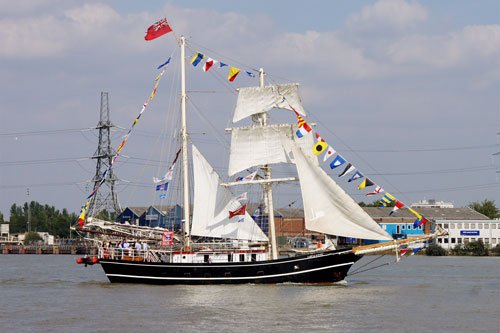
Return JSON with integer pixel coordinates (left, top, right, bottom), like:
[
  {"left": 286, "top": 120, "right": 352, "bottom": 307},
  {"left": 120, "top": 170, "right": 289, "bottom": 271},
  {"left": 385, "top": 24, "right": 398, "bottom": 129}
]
[{"left": 88, "top": 92, "right": 121, "bottom": 217}]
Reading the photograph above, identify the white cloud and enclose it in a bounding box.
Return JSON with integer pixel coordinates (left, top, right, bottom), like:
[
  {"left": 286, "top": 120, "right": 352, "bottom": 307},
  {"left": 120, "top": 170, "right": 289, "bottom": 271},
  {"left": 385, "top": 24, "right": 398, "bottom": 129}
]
[
  {"left": 387, "top": 25, "right": 500, "bottom": 69},
  {"left": 347, "top": 0, "right": 428, "bottom": 32}
]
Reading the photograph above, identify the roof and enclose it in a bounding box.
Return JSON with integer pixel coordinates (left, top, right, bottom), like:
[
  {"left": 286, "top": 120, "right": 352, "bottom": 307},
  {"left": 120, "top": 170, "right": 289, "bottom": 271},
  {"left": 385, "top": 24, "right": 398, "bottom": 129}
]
[
  {"left": 362, "top": 207, "right": 489, "bottom": 220},
  {"left": 126, "top": 205, "right": 179, "bottom": 217}
]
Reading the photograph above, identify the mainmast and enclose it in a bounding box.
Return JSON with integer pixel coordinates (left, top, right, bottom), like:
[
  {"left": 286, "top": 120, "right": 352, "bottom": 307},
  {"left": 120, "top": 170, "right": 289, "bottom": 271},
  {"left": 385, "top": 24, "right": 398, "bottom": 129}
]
[
  {"left": 180, "top": 36, "right": 191, "bottom": 249},
  {"left": 258, "top": 68, "right": 278, "bottom": 260}
]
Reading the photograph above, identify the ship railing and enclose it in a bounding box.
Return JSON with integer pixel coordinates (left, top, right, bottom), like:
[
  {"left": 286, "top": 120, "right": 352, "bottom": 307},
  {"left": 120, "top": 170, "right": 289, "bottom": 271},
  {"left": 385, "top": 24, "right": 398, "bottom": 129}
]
[{"left": 98, "top": 246, "right": 173, "bottom": 263}]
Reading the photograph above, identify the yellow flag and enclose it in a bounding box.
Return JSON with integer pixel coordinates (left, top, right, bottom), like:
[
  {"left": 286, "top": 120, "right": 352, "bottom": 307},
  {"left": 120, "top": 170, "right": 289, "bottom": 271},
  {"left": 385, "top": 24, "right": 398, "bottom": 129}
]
[
  {"left": 228, "top": 67, "right": 240, "bottom": 82},
  {"left": 313, "top": 141, "right": 328, "bottom": 155},
  {"left": 408, "top": 207, "right": 422, "bottom": 220}
]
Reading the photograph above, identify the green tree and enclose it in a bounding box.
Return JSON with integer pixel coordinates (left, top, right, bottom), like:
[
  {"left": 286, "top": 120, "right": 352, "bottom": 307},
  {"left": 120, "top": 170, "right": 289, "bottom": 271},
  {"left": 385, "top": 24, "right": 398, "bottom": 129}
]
[
  {"left": 23, "top": 232, "right": 43, "bottom": 245},
  {"left": 0, "top": 212, "right": 4, "bottom": 223},
  {"left": 7, "top": 201, "right": 76, "bottom": 238},
  {"left": 425, "top": 242, "right": 447, "bottom": 256},
  {"left": 358, "top": 200, "right": 394, "bottom": 207},
  {"left": 468, "top": 199, "right": 499, "bottom": 219},
  {"left": 490, "top": 244, "right": 500, "bottom": 256}
]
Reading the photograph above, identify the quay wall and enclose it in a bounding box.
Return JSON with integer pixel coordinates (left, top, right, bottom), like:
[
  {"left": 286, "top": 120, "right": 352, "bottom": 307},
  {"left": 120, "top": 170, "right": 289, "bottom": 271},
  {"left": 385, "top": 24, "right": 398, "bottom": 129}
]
[{"left": 0, "top": 245, "right": 97, "bottom": 255}]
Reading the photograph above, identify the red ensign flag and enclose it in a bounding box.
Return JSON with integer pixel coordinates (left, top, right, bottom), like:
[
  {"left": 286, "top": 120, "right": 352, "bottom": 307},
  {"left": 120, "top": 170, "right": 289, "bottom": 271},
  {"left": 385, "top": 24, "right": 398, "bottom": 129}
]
[{"left": 145, "top": 18, "right": 172, "bottom": 41}]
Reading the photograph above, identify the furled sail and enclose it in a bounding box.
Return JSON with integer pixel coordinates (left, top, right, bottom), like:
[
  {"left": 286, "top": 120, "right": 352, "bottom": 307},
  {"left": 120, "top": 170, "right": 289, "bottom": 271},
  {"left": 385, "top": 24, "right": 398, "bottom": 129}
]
[
  {"left": 228, "top": 124, "right": 317, "bottom": 176},
  {"left": 233, "top": 83, "right": 306, "bottom": 123},
  {"left": 291, "top": 143, "right": 393, "bottom": 241},
  {"left": 191, "top": 145, "right": 268, "bottom": 241}
]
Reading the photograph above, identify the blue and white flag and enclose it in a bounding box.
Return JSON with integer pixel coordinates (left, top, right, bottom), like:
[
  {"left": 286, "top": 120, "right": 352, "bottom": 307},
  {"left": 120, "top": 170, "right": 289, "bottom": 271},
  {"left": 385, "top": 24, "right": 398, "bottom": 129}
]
[
  {"left": 348, "top": 171, "right": 363, "bottom": 182},
  {"left": 156, "top": 183, "right": 169, "bottom": 191},
  {"left": 330, "top": 155, "right": 346, "bottom": 169}
]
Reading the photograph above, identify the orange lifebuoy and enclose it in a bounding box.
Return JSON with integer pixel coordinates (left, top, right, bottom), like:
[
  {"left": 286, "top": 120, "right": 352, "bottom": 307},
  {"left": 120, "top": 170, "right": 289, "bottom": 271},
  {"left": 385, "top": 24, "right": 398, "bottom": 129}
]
[{"left": 103, "top": 248, "right": 110, "bottom": 259}]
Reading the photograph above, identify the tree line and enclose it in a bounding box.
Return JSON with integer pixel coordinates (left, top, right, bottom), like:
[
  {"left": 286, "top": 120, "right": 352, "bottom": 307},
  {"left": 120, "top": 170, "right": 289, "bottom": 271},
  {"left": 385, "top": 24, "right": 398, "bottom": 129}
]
[
  {"left": 0, "top": 199, "right": 498, "bottom": 239},
  {"left": 4, "top": 201, "right": 77, "bottom": 238}
]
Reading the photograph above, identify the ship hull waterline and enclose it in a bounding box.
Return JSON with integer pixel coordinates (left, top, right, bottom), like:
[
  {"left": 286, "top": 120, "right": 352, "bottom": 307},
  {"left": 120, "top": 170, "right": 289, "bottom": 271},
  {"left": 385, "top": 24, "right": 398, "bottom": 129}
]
[{"left": 99, "top": 249, "right": 362, "bottom": 285}]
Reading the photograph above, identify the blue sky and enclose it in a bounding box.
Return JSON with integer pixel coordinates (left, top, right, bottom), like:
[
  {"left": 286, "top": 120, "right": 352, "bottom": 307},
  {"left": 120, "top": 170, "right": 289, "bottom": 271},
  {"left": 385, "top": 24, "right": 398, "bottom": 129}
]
[{"left": 1, "top": 0, "right": 500, "bottom": 219}]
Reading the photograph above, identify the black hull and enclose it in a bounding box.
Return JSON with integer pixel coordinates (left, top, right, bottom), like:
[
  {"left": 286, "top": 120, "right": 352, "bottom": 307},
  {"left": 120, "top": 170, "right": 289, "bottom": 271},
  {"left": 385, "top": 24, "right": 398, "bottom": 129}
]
[{"left": 99, "top": 249, "right": 362, "bottom": 285}]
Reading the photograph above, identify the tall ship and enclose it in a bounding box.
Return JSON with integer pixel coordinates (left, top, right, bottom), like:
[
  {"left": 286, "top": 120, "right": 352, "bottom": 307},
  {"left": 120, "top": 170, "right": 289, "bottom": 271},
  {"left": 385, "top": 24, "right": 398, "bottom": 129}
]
[{"left": 74, "top": 19, "right": 444, "bottom": 284}]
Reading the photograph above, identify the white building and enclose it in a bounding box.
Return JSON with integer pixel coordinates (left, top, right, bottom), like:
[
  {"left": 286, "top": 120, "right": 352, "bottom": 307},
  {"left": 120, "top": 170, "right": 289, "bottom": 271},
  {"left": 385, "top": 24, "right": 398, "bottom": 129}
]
[
  {"left": 436, "top": 220, "right": 500, "bottom": 249},
  {"left": 411, "top": 199, "right": 454, "bottom": 209}
]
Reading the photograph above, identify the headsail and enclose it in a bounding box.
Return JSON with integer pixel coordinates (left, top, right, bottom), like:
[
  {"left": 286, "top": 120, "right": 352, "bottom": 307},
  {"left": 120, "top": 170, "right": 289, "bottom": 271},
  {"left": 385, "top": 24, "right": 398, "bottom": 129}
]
[
  {"left": 191, "top": 145, "right": 268, "bottom": 242},
  {"left": 291, "top": 141, "right": 393, "bottom": 241},
  {"left": 228, "top": 124, "right": 317, "bottom": 176},
  {"left": 233, "top": 83, "right": 306, "bottom": 123}
]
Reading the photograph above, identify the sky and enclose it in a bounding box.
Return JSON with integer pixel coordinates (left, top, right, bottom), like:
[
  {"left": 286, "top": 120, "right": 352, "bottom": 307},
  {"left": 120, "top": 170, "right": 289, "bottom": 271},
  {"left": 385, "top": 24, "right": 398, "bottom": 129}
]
[{"left": 1, "top": 0, "right": 500, "bottom": 219}]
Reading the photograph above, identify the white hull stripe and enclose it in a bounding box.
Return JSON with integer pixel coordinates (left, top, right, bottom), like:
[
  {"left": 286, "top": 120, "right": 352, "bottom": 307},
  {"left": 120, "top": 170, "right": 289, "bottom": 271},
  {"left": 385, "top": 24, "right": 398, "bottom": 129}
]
[
  {"left": 101, "top": 251, "right": 353, "bottom": 269},
  {"left": 106, "top": 262, "right": 355, "bottom": 281}
]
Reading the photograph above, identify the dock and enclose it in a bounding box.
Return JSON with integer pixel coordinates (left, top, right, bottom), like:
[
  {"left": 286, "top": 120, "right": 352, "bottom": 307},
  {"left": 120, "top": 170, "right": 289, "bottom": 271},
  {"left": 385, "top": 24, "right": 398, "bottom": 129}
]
[{"left": 0, "top": 244, "right": 97, "bottom": 255}]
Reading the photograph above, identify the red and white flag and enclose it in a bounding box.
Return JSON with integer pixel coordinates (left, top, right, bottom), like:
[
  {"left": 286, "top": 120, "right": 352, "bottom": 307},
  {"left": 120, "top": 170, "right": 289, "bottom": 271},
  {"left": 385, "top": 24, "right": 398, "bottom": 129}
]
[
  {"left": 366, "top": 185, "right": 383, "bottom": 196},
  {"left": 389, "top": 200, "right": 405, "bottom": 216},
  {"left": 145, "top": 18, "right": 172, "bottom": 41},
  {"left": 323, "top": 146, "right": 336, "bottom": 162},
  {"left": 162, "top": 231, "right": 174, "bottom": 246},
  {"left": 229, "top": 204, "right": 246, "bottom": 218},
  {"left": 203, "top": 58, "right": 218, "bottom": 72},
  {"left": 243, "top": 171, "right": 257, "bottom": 181}
]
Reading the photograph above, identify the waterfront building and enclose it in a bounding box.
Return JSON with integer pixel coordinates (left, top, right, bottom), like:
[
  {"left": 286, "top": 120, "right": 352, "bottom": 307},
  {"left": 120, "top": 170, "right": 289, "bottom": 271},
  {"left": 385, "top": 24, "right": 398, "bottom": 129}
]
[
  {"left": 435, "top": 219, "right": 500, "bottom": 249},
  {"left": 117, "top": 205, "right": 182, "bottom": 231},
  {"left": 411, "top": 199, "right": 454, "bottom": 209}
]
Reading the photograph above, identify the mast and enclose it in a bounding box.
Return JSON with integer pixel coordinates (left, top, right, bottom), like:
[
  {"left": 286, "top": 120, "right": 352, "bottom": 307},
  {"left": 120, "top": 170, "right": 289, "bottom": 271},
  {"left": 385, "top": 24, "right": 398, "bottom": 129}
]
[
  {"left": 259, "top": 68, "right": 278, "bottom": 260},
  {"left": 180, "top": 36, "right": 191, "bottom": 249}
]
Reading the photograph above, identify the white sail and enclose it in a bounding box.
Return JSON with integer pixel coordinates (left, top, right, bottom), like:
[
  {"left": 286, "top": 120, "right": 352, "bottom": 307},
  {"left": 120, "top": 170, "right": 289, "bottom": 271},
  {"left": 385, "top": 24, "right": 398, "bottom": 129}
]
[
  {"left": 233, "top": 83, "right": 306, "bottom": 123},
  {"left": 291, "top": 143, "right": 393, "bottom": 241},
  {"left": 191, "top": 145, "right": 269, "bottom": 242},
  {"left": 228, "top": 124, "right": 317, "bottom": 176}
]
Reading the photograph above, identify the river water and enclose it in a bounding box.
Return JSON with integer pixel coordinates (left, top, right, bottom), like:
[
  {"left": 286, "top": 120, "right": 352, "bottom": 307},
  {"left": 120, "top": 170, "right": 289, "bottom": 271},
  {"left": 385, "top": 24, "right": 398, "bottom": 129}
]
[{"left": 0, "top": 255, "right": 499, "bottom": 332}]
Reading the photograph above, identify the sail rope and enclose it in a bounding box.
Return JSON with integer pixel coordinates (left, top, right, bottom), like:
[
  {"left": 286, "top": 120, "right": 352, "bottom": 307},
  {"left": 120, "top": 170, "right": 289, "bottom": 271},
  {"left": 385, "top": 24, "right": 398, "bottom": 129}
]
[{"left": 347, "top": 254, "right": 386, "bottom": 276}]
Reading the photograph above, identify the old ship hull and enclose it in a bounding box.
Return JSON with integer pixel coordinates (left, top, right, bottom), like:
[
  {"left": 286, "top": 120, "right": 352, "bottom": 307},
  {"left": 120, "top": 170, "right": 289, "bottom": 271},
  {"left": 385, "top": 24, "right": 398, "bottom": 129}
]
[{"left": 99, "top": 249, "right": 362, "bottom": 285}]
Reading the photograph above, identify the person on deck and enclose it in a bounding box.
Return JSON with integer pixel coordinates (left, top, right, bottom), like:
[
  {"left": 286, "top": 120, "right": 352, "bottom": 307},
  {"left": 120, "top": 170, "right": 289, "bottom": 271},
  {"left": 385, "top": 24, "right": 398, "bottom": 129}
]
[{"left": 135, "top": 242, "right": 142, "bottom": 252}]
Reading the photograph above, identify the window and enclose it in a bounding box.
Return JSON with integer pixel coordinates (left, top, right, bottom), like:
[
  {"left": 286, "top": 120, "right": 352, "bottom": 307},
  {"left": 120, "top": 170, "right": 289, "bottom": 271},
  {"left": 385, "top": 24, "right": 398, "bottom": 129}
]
[
  {"left": 492, "top": 224, "right": 496, "bottom": 229},
  {"left": 464, "top": 223, "right": 469, "bottom": 229},
  {"left": 438, "top": 238, "right": 442, "bottom": 243},
  {"left": 464, "top": 238, "right": 469, "bottom": 243},
  {"left": 450, "top": 224, "right": 455, "bottom": 229},
  {"left": 485, "top": 238, "right": 490, "bottom": 244},
  {"left": 408, "top": 225, "right": 412, "bottom": 230},
  {"left": 471, "top": 238, "right": 476, "bottom": 242},
  {"left": 402, "top": 225, "right": 406, "bottom": 230},
  {"left": 396, "top": 225, "right": 401, "bottom": 233},
  {"left": 418, "top": 225, "right": 422, "bottom": 230},
  {"left": 239, "top": 254, "right": 245, "bottom": 262},
  {"left": 439, "top": 224, "right": 443, "bottom": 228},
  {"left": 493, "top": 238, "right": 497, "bottom": 244},
  {"left": 478, "top": 224, "right": 483, "bottom": 229},
  {"left": 458, "top": 238, "right": 462, "bottom": 244},
  {"left": 444, "top": 223, "right": 449, "bottom": 229},
  {"left": 444, "top": 238, "right": 449, "bottom": 243},
  {"left": 451, "top": 238, "right": 456, "bottom": 243},
  {"left": 457, "top": 223, "right": 462, "bottom": 229},
  {"left": 471, "top": 224, "right": 475, "bottom": 228}
]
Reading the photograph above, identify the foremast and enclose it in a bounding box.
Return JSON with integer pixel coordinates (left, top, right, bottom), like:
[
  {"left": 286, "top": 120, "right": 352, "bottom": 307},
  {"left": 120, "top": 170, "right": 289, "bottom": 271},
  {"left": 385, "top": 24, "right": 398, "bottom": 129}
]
[
  {"left": 257, "top": 68, "right": 279, "bottom": 260},
  {"left": 180, "top": 36, "right": 191, "bottom": 249}
]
